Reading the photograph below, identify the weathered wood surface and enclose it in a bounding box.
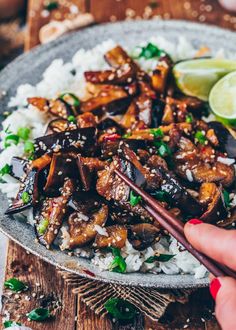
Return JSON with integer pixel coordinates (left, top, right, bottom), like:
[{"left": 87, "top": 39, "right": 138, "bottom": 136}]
[
  {"left": 26, "top": 0, "right": 236, "bottom": 49},
  {"left": 2, "top": 0, "right": 234, "bottom": 328},
  {"left": 0, "top": 242, "right": 220, "bottom": 330}
]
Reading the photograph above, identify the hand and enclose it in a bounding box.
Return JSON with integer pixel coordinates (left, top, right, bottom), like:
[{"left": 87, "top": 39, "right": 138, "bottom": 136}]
[
  {"left": 184, "top": 220, "right": 236, "bottom": 330},
  {"left": 219, "top": 0, "right": 236, "bottom": 11}
]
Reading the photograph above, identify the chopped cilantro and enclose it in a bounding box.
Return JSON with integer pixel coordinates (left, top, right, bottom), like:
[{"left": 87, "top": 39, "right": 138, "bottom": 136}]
[
  {"left": 145, "top": 254, "right": 175, "bottom": 263},
  {"left": 139, "top": 43, "right": 165, "bottom": 59},
  {"left": 109, "top": 247, "right": 127, "bottom": 273},
  {"left": 104, "top": 298, "right": 137, "bottom": 320},
  {"left": 150, "top": 128, "right": 164, "bottom": 139},
  {"left": 185, "top": 113, "right": 193, "bottom": 124},
  {"left": 223, "top": 189, "right": 230, "bottom": 208},
  {"left": 17, "top": 127, "right": 31, "bottom": 141},
  {"left": 195, "top": 130, "right": 206, "bottom": 145},
  {"left": 4, "top": 278, "right": 27, "bottom": 292},
  {"left": 22, "top": 191, "right": 30, "bottom": 204},
  {"left": 129, "top": 190, "right": 142, "bottom": 207},
  {"left": 0, "top": 164, "right": 11, "bottom": 177},
  {"left": 28, "top": 308, "right": 51, "bottom": 322}
]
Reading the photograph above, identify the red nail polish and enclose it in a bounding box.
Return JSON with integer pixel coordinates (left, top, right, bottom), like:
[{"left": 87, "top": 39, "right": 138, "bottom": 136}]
[
  {"left": 210, "top": 278, "right": 221, "bottom": 300},
  {"left": 188, "top": 219, "right": 203, "bottom": 225}
]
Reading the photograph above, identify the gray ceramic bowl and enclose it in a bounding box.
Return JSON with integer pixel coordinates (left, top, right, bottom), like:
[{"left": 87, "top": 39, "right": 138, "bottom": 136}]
[{"left": 1, "top": 20, "right": 236, "bottom": 288}]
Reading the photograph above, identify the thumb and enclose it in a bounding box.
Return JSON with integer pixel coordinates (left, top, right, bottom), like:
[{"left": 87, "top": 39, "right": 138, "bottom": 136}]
[{"left": 210, "top": 277, "right": 236, "bottom": 330}]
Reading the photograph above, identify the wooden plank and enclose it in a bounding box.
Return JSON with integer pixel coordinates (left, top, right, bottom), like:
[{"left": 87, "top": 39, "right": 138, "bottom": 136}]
[
  {"left": 0, "top": 241, "right": 77, "bottom": 329},
  {"left": 90, "top": 0, "right": 236, "bottom": 31},
  {"left": 25, "top": 0, "right": 87, "bottom": 50}
]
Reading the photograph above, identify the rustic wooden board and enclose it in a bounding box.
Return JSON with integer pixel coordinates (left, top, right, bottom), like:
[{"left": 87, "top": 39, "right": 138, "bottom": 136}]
[
  {"left": 1, "top": 0, "right": 232, "bottom": 328},
  {"left": 25, "top": 0, "right": 236, "bottom": 50},
  {"left": 0, "top": 242, "right": 220, "bottom": 329}
]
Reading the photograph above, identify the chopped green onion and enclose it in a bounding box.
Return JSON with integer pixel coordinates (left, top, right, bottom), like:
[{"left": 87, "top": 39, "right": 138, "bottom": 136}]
[
  {"left": 68, "top": 115, "right": 76, "bottom": 123},
  {"left": 150, "top": 128, "right": 164, "bottom": 139},
  {"left": 4, "top": 125, "right": 11, "bottom": 134},
  {"left": 0, "top": 164, "right": 11, "bottom": 177},
  {"left": 24, "top": 141, "right": 35, "bottom": 155},
  {"left": 154, "top": 141, "right": 172, "bottom": 157},
  {"left": 4, "top": 321, "right": 22, "bottom": 328},
  {"left": 223, "top": 189, "right": 230, "bottom": 208},
  {"left": 155, "top": 190, "right": 167, "bottom": 202},
  {"left": 4, "top": 278, "right": 27, "bottom": 292},
  {"left": 109, "top": 247, "right": 127, "bottom": 273},
  {"left": 139, "top": 43, "right": 165, "bottom": 59},
  {"left": 129, "top": 190, "right": 142, "bottom": 207},
  {"left": 122, "top": 132, "right": 132, "bottom": 139},
  {"left": 4, "top": 134, "right": 19, "bottom": 148},
  {"left": 145, "top": 254, "right": 175, "bottom": 263},
  {"left": 104, "top": 298, "right": 137, "bottom": 320},
  {"left": 17, "top": 127, "right": 31, "bottom": 141},
  {"left": 185, "top": 113, "right": 193, "bottom": 124},
  {"left": 44, "top": 1, "right": 58, "bottom": 11},
  {"left": 38, "top": 218, "right": 49, "bottom": 235},
  {"left": 194, "top": 130, "right": 207, "bottom": 145},
  {"left": 60, "top": 93, "right": 80, "bottom": 107},
  {"left": 22, "top": 191, "right": 30, "bottom": 204},
  {"left": 27, "top": 308, "right": 51, "bottom": 322}
]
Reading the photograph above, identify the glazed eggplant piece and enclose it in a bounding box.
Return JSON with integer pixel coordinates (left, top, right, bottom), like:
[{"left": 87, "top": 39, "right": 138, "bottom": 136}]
[
  {"left": 68, "top": 204, "right": 108, "bottom": 249},
  {"left": 34, "top": 127, "right": 97, "bottom": 157},
  {"left": 10, "top": 157, "right": 29, "bottom": 181},
  {"left": 84, "top": 64, "right": 136, "bottom": 85},
  {"left": 104, "top": 45, "right": 139, "bottom": 71},
  {"left": 35, "top": 179, "right": 75, "bottom": 247},
  {"left": 94, "top": 224, "right": 127, "bottom": 249},
  {"left": 27, "top": 97, "right": 49, "bottom": 112},
  {"left": 120, "top": 101, "right": 138, "bottom": 129},
  {"left": 77, "top": 156, "right": 106, "bottom": 191},
  {"left": 151, "top": 55, "right": 172, "bottom": 96},
  {"left": 44, "top": 153, "right": 77, "bottom": 195},
  {"left": 208, "top": 121, "right": 236, "bottom": 158},
  {"left": 46, "top": 119, "right": 71, "bottom": 134},
  {"left": 77, "top": 112, "right": 97, "bottom": 128},
  {"left": 199, "top": 183, "right": 227, "bottom": 223},
  {"left": 128, "top": 223, "right": 160, "bottom": 250},
  {"left": 5, "top": 155, "right": 52, "bottom": 215},
  {"left": 162, "top": 97, "right": 188, "bottom": 124},
  {"left": 80, "top": 85, "right": 130, "bottom": 115},
  {"left": 49, "top": 98, "right": 77, "bottom": 119}
]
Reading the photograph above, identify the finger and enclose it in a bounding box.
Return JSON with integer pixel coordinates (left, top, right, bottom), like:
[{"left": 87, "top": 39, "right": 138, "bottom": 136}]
[
  {"left": 184, "top": 221, "right": 236, "bottom": 271},
  {"left": 210, "top": 277, "right": 236, "bottom": 330}
]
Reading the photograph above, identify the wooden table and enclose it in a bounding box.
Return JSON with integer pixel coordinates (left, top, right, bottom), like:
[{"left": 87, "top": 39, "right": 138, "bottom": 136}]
[{"left": 2, "top": 1, "right": 236, "bottom": 329}]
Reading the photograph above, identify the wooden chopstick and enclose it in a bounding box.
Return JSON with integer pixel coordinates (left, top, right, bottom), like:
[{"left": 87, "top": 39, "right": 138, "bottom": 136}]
[{"left": 115, "top": 168, "right": 236, "bottom": 280}]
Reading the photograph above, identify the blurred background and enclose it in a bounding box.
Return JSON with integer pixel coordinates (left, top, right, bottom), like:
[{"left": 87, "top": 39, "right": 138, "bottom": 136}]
[{"left": 0, "top": 0, "right": 236, "bottom": 70}]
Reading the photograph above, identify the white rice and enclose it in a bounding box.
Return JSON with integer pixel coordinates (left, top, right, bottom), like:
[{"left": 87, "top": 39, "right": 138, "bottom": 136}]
[{"left": 0, "top": 35, "right": 221, "bottom": 279}]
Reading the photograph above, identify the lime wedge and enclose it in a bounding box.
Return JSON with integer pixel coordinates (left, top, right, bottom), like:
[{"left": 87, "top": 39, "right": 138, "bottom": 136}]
[
  {"left": 173, "top": 59, "right": 236, "bottom": 101},
  {"left": 209, "top": 71, "right": 236, "bottom": 127}
]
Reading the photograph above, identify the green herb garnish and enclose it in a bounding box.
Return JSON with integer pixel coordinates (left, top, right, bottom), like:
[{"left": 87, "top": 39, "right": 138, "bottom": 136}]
[
  {"left": 104, "top": 298, "right": 137, "bottom": 320},
  {"left": 4, "top": 278, "right": 27, "bottom": 292},
  {"left": 67, "top": 115, "right": 76, "bottom": 123},
  {"left": 155, "top": 190, "right": 168, "bottom": 202},
  {"left": 38, "top": 219, "right": 49, "bottom": 235},
  {"left": 145, "top": 254, "right": 175, "bottom": 263},
  {"left": 4, "top": 321, "right": 22, "bottom": 328},
  {"left": 223, "top": 189, "right": 230, "bottom": 208},
  {"left": 17, "top": 127, "right": 31, "bottom": 141},
  {"left": 109, "top": 247, "right": 127, "bottom": 273},
  {"left": 194, "top": 130, "right": 206, "bottom": 145},
  {"left": 153, "top": 140, "right": 172, "bottom": 157},
  {"left": 27, "top": 308, "right": 51, "bottom": 322},
  {"left": 122, "top": 132, "right": 132, "bottom": 139},
  {"left": 0, "top": 164, "right": 11, "bottom": 177},
  {"left": 22, "top": 191, "right": 30, "bottom": 204},
  {"left": 44, "top": 1, "right": 58, "bottom": 11},
  {"left": 4, "top": 134, "right": 19, "bottom": 148},
  {"left": 185, "top": 113, "right": 193, "bottom": 124},
  {"left": 60, "top": 92, "right": 80, "bottom": 107},
  {"left": 150, "top": 128, "right": 164, "bottom": 139},
  {"left": 129, "top": 190, "right": 142, "bottom": 207},
  {"left": 139, "top": 43, "right": 165, "bottom": 59},
  {"left": 24, "top": 141, "right": 35, "bottom": 155}
]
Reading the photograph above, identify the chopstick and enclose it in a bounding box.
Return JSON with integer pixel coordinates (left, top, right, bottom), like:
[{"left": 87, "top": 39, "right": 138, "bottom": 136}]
[{"left": 115, "top": 168, "right": 236, "bottom": 280}]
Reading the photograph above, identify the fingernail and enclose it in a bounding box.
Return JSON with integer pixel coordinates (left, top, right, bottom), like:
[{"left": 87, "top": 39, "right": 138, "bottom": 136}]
[
  {"left": 188, "top": 219, "right": 203, "bottom": 225},
  {"left": 210, "top": 278, "right": 221, "bottom": 300}
]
